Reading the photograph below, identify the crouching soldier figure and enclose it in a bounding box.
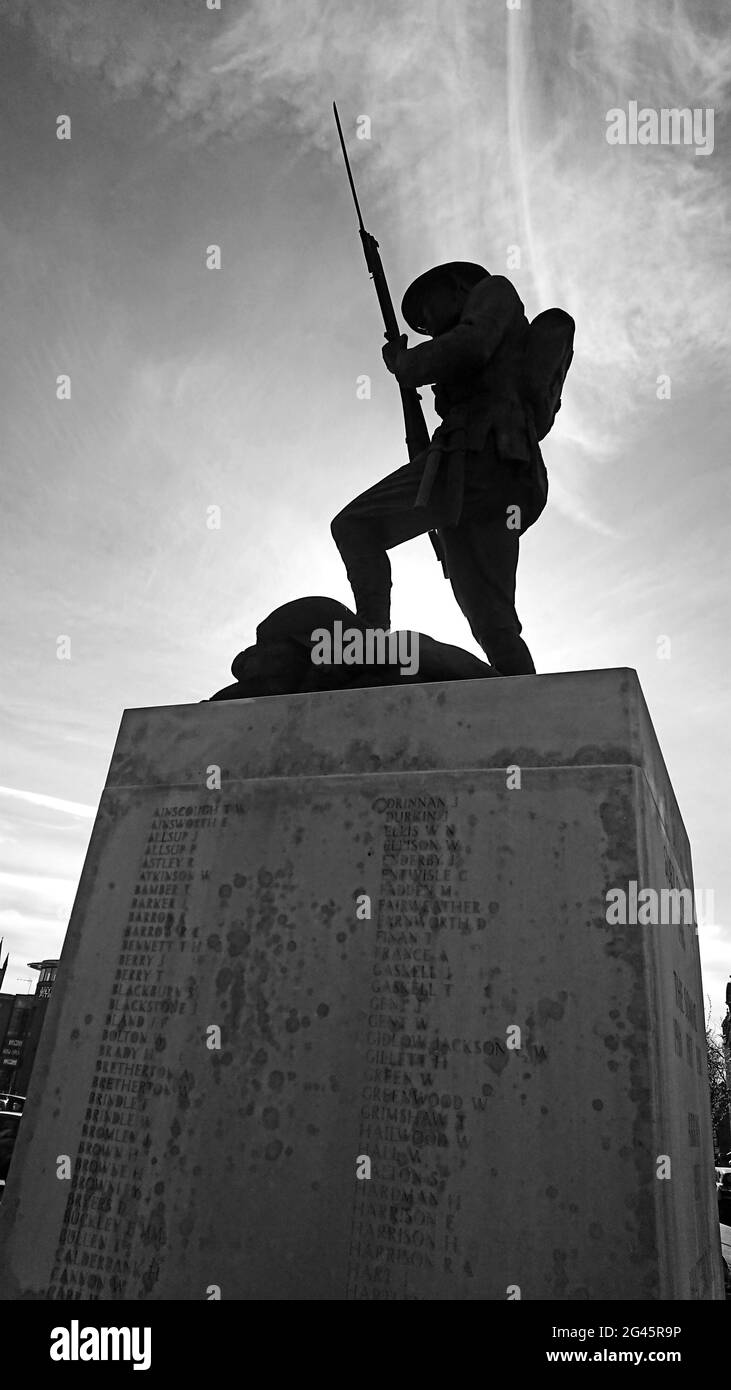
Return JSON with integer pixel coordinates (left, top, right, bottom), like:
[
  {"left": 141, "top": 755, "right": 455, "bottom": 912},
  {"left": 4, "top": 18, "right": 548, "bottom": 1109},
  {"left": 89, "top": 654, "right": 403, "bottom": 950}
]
[{"left": 331, "top": 261, "right": 573, "bottom": 676}]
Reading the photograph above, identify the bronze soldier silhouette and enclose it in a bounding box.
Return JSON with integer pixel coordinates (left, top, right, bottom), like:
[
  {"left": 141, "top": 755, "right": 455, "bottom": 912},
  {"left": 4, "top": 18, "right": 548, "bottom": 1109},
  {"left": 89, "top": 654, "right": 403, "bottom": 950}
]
[{"left": 330, "top": 107, "right": 574, "bottom": 677}]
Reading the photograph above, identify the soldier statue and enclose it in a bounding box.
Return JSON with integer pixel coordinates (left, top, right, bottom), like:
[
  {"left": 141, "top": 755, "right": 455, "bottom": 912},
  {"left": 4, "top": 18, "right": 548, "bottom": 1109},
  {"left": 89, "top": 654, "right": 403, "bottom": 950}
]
[
  {"left": 331, "top": 262, "right": 557, "bottom": 676},
  {"left": 211, "top": 114, "right": 574, "bottom": 700},
  {"left": 329, "top": 107, "right": 573, "bottom": 679}
]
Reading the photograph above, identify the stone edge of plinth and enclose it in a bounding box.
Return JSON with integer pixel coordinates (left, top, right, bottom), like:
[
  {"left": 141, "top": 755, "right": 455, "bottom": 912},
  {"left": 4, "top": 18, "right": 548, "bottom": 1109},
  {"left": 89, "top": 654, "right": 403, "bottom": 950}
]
[{"left": 97, "top": 667, "right": 690, "bottom": 870}]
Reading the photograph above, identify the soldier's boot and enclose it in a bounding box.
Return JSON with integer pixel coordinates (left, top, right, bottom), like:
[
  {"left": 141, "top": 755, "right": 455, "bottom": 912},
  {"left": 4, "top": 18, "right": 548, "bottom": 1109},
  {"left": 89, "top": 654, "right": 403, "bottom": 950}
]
[
  {"left": 485, "top": 632, "right": 536, "bottom": 676},
  {"left": 353, "top": 604, "right": 391, "bottom": 634},
  {"left": 330, "top": 519, "right": 392, "bottom": 632}
]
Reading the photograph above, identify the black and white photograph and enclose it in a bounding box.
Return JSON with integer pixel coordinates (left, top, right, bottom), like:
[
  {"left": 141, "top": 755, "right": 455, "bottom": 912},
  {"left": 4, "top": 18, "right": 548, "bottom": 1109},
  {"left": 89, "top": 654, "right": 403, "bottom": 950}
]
[{"left": 0, "top": 0, "right": 729, "bottom": 1364}]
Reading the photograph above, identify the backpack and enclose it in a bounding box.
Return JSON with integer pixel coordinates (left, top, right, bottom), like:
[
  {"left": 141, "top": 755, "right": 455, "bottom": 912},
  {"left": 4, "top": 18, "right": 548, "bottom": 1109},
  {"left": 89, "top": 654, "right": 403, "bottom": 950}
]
[{"left": 521, "top": 308, "right": 575, "bottom": 441}]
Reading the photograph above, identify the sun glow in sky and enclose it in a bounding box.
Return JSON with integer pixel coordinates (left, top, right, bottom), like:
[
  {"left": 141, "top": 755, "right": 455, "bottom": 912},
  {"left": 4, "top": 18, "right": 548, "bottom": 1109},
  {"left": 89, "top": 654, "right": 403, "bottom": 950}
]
[{"left": 0, "top": 0, "right": 729, "bottom": 1019}]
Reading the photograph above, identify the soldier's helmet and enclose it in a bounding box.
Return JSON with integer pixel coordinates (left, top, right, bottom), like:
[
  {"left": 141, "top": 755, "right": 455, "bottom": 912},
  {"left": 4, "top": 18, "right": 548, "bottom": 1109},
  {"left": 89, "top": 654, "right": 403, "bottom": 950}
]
[{"left": 401, "top": 261, "right": 489, "bottom": 334}]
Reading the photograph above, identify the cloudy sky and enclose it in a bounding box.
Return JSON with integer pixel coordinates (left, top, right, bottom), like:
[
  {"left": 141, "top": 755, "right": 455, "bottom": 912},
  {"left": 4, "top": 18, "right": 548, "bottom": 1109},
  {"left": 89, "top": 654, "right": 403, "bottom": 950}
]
[{"left": 0, "top": 0, "right": 729, "bottom": 1021}]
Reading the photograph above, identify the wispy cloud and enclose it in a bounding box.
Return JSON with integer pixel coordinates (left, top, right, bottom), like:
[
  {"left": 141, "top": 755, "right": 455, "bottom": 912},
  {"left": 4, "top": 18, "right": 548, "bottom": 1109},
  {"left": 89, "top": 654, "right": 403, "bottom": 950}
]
[
  {"left": 12, "top": 0, "right": 731, "bottom": 480},
  {"left": 0, "top": 786, "right": 96, "bottom": 818}
]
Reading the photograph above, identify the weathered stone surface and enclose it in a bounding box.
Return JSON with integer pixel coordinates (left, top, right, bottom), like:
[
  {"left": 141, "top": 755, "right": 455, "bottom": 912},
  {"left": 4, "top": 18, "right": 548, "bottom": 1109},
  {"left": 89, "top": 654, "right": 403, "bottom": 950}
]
[{"left": 0, "top": 670, "right": 722, "bottom": 1300}]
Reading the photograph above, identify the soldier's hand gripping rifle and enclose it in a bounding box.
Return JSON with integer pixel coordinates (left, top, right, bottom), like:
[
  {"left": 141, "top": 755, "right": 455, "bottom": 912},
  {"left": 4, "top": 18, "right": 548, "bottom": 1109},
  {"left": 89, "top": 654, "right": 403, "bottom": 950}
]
[{"left": 333, "top": 103, "right": 430, "bottom": 462}]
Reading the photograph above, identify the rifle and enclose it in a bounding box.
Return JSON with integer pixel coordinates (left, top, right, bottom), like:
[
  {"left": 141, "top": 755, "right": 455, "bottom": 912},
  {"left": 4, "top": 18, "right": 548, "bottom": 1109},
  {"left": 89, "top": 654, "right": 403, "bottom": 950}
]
[{"left": 333, "top": 103, "right": 430, "bottom": 462}]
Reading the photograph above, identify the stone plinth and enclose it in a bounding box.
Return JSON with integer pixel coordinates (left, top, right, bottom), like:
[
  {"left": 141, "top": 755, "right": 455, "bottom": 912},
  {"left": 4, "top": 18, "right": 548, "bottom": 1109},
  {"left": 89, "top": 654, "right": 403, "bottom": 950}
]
[{"left": 0, "top": 670, "right": 723, "bottom": 1300}]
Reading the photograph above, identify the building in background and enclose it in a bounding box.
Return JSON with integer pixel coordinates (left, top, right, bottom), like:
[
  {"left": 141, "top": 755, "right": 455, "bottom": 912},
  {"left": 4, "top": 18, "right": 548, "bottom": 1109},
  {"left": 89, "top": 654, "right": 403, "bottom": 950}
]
[
  {"left": 27, "top": 958, "right": 58, "bottom": 1002},
  {"left": 0, "top": 957, "right": 59, "bottom": 1097},
  {"left": 0, "top": 938, "right": 12, "bottom": 1072},
  {"left": 0, "top": 956, "right": 60, "bottom": 1197}
]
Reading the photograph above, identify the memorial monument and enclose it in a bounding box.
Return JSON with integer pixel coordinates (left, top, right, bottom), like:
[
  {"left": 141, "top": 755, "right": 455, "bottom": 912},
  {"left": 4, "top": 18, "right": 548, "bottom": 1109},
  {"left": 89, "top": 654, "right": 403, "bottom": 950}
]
[
  {"left": 0, "top": 114, "right": 722, "bottom": 1303},
  {"left": 0, "top": 669, "right": 723, "bottom": 1299}
]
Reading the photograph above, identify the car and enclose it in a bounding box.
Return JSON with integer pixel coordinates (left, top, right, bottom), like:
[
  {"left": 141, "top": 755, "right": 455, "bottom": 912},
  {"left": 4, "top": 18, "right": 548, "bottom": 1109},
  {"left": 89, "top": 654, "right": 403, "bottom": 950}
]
[
  {"left": 0, "top": 1109, "right": 22, "bottom": 1199},
  {"left": 0, "top": 1092, "right": 25, "bottom": 1114},
  {"left": 717, "top": 1173, "right": 731, "bottom": 1224}
]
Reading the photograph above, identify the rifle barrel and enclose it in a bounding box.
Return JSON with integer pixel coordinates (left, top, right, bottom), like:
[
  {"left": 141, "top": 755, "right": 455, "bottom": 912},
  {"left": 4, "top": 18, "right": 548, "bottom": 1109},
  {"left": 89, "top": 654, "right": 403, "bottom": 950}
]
[{"left": 333, "top": 102, "right": 366, "bottom": 231}]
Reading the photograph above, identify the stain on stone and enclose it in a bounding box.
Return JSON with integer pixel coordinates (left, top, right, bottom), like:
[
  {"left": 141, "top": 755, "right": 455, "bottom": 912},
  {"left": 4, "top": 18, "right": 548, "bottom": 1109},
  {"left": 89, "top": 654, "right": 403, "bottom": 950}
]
[
  {"left": 537, "top": 993, "right": 567, "bottom": 1025},
  {"left": 592, "top": 1099, "right": 604, "bottom": 1111},
  {"left": 175, "top": 1070, "right": 195, "bottom": 1111},
  {"left": 265, "top": 1140, "right": 283, "bottom": 1160},
  {"left": 141, "top": 1259, "right": 161, "bottom": 1295},
  {"left": 269, "top": 1070, "right": 284, "bottom": 1091},
  {"left": 486, "top": 1048, "right": 509, "bottom": 1077},
  {"left": 552, "top": 1248, "right": 569, "bottom": 1295},
  {"left": 262, "top": 1107, "right": 279, "bottom": 1131},
  {"left": 255, "top": 990, "right": 276, "bottom": 1045},
  {"left": 317, "top": 1003, "right": 330, "bottom": 1018}
]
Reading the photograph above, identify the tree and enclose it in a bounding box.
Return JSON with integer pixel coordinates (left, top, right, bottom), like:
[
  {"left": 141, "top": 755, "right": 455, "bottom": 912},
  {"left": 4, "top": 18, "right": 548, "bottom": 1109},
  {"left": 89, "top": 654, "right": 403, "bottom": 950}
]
[{"left": 706, "top": 1002, "right": 730, "bottom": 1154}]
